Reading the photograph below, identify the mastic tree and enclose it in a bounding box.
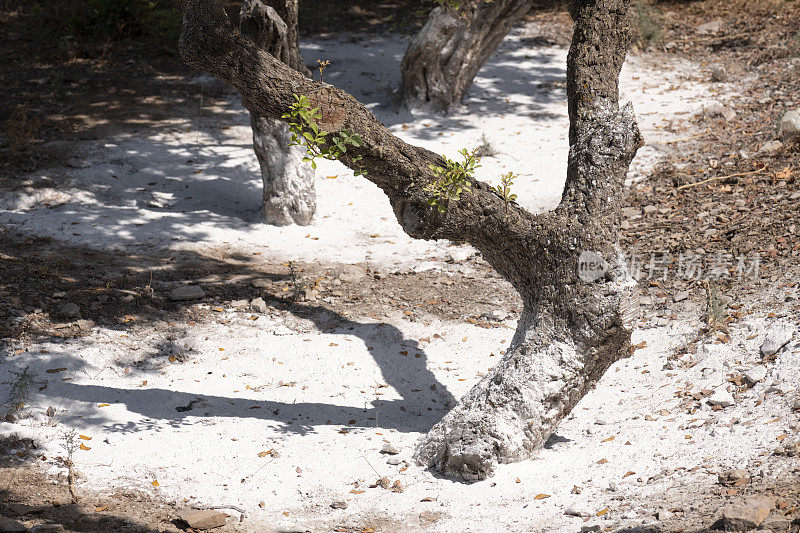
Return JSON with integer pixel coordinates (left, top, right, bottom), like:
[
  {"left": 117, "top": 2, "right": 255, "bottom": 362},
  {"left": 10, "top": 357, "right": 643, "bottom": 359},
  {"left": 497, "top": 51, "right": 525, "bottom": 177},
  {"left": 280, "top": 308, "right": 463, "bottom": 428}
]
[
  {"left": 178, "top": 0, "right": 643, "bottom": 480},
  {"left": 401, "top": 0, "right": 533, "bottom": 112}
]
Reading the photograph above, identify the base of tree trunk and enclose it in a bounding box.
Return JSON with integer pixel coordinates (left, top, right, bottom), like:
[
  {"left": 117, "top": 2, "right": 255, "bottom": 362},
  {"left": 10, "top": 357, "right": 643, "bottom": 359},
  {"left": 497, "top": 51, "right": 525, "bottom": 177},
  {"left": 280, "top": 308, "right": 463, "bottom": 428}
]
[
  {"left": 251, "top": 115, "right": 315, "bottom": 226},
  {"left": 415, "top": 283, "right": 635, "bottom": 480}
]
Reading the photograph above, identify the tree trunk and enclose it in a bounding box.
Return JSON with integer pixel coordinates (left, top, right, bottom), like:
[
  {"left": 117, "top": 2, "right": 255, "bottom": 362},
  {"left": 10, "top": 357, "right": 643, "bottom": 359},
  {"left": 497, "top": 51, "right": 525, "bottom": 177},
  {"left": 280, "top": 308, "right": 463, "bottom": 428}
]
[
  {"left": 400, "top": 0, "right": 531, "bottom": 113},
  {"left": 178, "top": 0, "right": 642, "bottom": 479},
  {"left": 240, "top": 0, "right": 315, "bottom": 226}
]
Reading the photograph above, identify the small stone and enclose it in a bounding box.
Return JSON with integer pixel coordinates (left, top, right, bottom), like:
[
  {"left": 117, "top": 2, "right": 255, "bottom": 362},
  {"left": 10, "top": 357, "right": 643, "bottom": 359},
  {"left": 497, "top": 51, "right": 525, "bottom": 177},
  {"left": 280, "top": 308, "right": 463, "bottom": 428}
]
[
  {"left": 565, "top": 505, "right": 593, "bottom": 517},
  {"left": 230, "top": 299, "right": 248, "bottom": 308},
  {"left": 657, "top": 509, "right": 673, "bottom": 521},
  {"left": 334, "top": 264, "right": 366, "bottom": 283},
  {"left": 759, "top": 140, "right": 783, "bottom": 154},
  {"left": 75, "top": 319, "right": 95, "bottom": 332},
  {"left": 774, "top": 440, "right": 800, "bottom": 457},
  {"left": 718, "top": 469, "right": 750, "bottom": 486},
  {"left": 169, "top": 285, "right": 205, "bottom": 301},
  {"left": 330, "top": 501, "right": 348, "bottom": 510},
  {"left": 643, "top": 205, "right": 658, "bottom": 215},
  {"left": 743, "top": 365, "right": 768, "bottom": 386},
  {"left": 272, "top": 325, "right": 294, "bottom": 336},
  {"left": 65, "top": 158, "right": 90, "bottom": 169},
  {"left": 702, "top": 102, "right": 736, "bottom": 122},
  {"left": 251, "top": 279, "right": 271, "bottom": 288},
  {"left": 673, "top": 290, "right": 690, "bottom": 302},
  {"left": 760, "top": 326, "right": 794, "bottom": 356},
  {"left": 792, "top": 399, "right": 800, "bottom": 412},
  {"left": 760, "top": 514, "right": 790, "bottom": 531},
  {"left": 697, "top": 19, "right": 723, "bottom": 34},
  {"left": 580, "top": 526, "right": 601, "bottom": 533},
  {"left": 380, "top": 443, "right": 400, "bottom": 455},
  {"left": 250, "top": 297, "right": 267, "bottom": 313},
  {"left": 446, "top": 248, "right": 474, "bottom": 263},
  {"left": 304, "top": 287, "right": 318, "bottom": 300},
  {"left": 711, "top": 66, "right": 727, "bottom": 82},
  {"left": 708, "top": 389, "right": 735, "bottom": 408},
  {"left": 56, "top": 302, "right": 80, "bottom": 318},
  {"left": 779, "top": 110, "right": 800, "bottom": 141},
  {"left": 53, "top": 291, "right": 67, "bottom": 298},
  {"left": 178, "top": 509, "right": 227, "bottom": 530},
  {"left": 30, "top": 525, "right": 65, "bottom": 533},
  {"left": 386, "top": 457, "right": 401, "bottom": 465},
  {"left": 7, "top": 503, "right": 47, "bottom": 516},
  {"left": 718, "top": 497, "right": 775, "bottom": 531},
  {"left": 0, "top": 516, "right": 27, "bottom": 532},
  {"left": 97, "top": 294, "right": 109, "bottom": 303}
]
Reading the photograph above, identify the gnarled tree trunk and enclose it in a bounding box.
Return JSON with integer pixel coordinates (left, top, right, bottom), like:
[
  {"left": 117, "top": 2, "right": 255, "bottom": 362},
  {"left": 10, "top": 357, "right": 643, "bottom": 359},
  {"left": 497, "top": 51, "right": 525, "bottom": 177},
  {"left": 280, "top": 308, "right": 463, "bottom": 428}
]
[
  {"left": 401, "top": 0, "right": 531, "bottom": 113},
  {"left": 240, "top": 0, "right": 315, "bottom": 226},
  {"left": 179, "top": 0, "right": 642, "bottom": 480}
]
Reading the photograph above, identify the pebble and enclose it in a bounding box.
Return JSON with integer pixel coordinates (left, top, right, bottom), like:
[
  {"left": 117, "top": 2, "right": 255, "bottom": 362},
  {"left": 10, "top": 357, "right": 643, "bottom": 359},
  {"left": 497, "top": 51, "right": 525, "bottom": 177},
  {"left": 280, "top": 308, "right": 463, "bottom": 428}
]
[
  {"left": 169, "top": 285, "right": 205, "bottom": 301},
  {"left": 718, "top": 497, "right": 775, "bottom": 530},
  {"left": 779, "top": 109, "right": 800, "bottom": 141},
  {"left": 565, "top": 505, "right": 593, "bottom": 517},
  {"left": 697, "top": 19, "right": 723, "bottom": 34},
  {"left": 230, "top": 299, "right": 248, "bottom": 308},
  {"left": 251, "top": 279, "right": 271, "bottom": 288},
  {"left": 759, "top": 140, "right": 783, "bottom": 154},
  {"left": 697, "top": 102, "right": 736, "bottom": 122},
  {"left": 29, "top": 525, "right": 66, "bottom": 533},
  {"left": 380, "top": 443, "right": 401, "bottom": 455},
  {"left": 65, "top": 158, "right": 90, "bottom": 169},
  {"left": 272, "top": 325, "right": 294, "bottom": 336},
  {"left": 708, "top": 389, "right": 735, "bottom": 408},
  {"left": 711, "top": 66, "right": 727, "bottom": 82},
  {"left": 673, "top": 290, "right": 690, "bottom": 302},
  {"left": 446, "top": 248, "right": 474, "bottom": 263},
  {"left": 330, "top": 501, "right": 348, "bottom": 510},
  {"left": 250, "top": 297, "right": 267, "bottom": 313},
  {"left": 56, "top": 302, "right": 80, "bottom": 318},
  {"left": 178, "top": 509, "right": 226, "bottom": 530},
  {"left": 760, "top": 514, "right": 791, "bottom": 531},
  {"left": 0, "top": 516, "right": 26, "bottom": 532},
  {"left": 387, "top": 457, "right": 401, "bottom": 465},
  {"left": 743, "top": 365, "right": 768, "bottom": 386},
  {"left": 334, "top": 264, "right": 366, "bottom": 283},
  {"left": 718, "top": 469, "right": 749, "bottom": 486},
  {"left": 760, "top": 326, "right": 794, "bottom": 356},
  {"left": 656, "top": 509, "right": 672, "bottom": 521}
]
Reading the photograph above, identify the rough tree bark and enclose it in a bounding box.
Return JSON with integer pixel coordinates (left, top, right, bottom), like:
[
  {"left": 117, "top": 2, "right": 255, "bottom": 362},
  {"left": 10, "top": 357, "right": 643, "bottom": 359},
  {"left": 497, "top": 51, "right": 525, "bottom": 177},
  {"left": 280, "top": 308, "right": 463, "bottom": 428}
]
[
  {"left": 400, "top": 0, "right": 532, "bottom": 112},
  {"left": 240, "top": 0, "right": 315, "bottom": 226},
  {"left": 179, "top": 0, "right": 643, "bottom": 480}
]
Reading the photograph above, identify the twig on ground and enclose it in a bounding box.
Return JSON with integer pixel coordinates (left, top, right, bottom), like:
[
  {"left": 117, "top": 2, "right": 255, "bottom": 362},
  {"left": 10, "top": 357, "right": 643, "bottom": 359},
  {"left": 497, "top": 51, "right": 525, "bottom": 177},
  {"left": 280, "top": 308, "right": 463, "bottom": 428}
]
[{"left": 676, "top": 165, "right": 768, "bottom": 190}]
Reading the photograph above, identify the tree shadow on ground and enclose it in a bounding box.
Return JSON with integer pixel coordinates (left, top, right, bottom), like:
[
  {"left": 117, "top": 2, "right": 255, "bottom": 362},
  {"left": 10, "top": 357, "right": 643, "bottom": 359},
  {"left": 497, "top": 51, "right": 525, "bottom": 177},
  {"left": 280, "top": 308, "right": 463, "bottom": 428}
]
[{"left": 0, "top": 230, "right": 456, "bottom": 439}]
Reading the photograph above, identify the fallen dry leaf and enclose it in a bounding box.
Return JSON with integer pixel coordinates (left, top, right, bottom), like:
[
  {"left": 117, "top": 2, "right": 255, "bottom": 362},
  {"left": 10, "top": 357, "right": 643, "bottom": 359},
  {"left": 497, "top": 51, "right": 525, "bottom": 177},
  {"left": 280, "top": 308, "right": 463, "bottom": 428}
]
[
  {"left": 534, "top": 494, "right": 550, "bottom": 500},
  {"left": 79, "top": 443, "right": 91, "bottom": 451},
  {"left": 79, "top": 435, "right": 92, "bottom": 441},
  {"left": 94, "top": 505, "right": 108, "bottom": 512}
]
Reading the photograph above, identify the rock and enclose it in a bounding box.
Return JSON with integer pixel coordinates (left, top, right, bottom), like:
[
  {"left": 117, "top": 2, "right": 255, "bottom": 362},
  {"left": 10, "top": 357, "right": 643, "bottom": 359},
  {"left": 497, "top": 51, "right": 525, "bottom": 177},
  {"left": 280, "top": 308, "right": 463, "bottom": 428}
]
[
  {"left": 779, "top": 110, "right": 800, "bottom": 141},
  {"left": 272, "top": 325, "right": 294, "bottom": 336},
  {"left": 7, "top": 503, "right": 47, "bottom": 516},
  {"left": 251, "top": 279, "right": 271, "bottom": 288},
  {"left": 447, "top": 248, "right": 474, "bottom": 263},
  {"left": 0, "top": 516, "right": 27, "bottom": 532},
  {"left": 743, "top": 365, "right": 768, "bottom": 386},
  {"left": 30, "top": 525, "right": 66, "bottom": 533},
  {"left": 774, "top": 440, "right": 800, "bottom": 457},
  {"left": 759, "top": 514, "right": 790, "bottom": 531},
  {"left": 304, "top": 287, "right": 318, "bottom": 300},
  {"left": 334, "top": 264, "right": 366, "bottom": 283},
  {"left": 643, "top": 205, "right": 658, "bottom": 215},
  {"left": 230, "top": 299, "right": 248, "bottom": 308},
  {"left": 704, "top": 103, "right": 736, "bottom": 122},
  {"left": 250, "top": 297, "right": 267, "bottom": 313},
  {"left": 697, "top": 19, "right": 723, "bottom": 35},
  {"left": 708, "top": 389, "right": 735, "bottom": 408},
  {"left": 759, "top": 140, "right": 783, "bottom": 154},
  {"left": 65, "top": 157, "right": 90, "bottom": 169},
  {"left": 56, "top": 302, "right": 80, "bottom": 318},
  {"left": 178, "top": 509, "right": 227, "bottom": 530},
  {"left": 760, "top": 326, "right": 794, "bottom": 356},
  {"left": 169, "top": 285, "right": 205, "bottom": 301},
  {"left": 565, "top": 505, "right": 593, "bottom": 517},
  {"left": 386, "top": 457, "right": 401, "bottom": 465},
  {"left": 490, "top": 309, "right": 508, "bottom": 322},
  {"left": 673, "top": 290, "right": 690, "bottom": 302},
  {"left": 718, "top": 469, "right": 750, "bottom": 486},
  {"left": 657, "top": 509, "right": 673, "bottom": 521},
  {"left": 75, "top": 319, "right": 95, "bottom": 332},
  {"left": 330, "top": 501, "right": 348, "bottom": 510},
  {"left": 718, "top": 497, "right": 775, "bottom": 531},
  {"left": 711, "top": 66, "right": 728, "bottom": 82},
  {"left": 580, "top": 526, "right": 601, "bottom": 533},
  {"left": 380, "top": 443, "right": 400, "bottom": 455},
  {"left": 793, "top": 398, "right": 800, "bottom": 412}
]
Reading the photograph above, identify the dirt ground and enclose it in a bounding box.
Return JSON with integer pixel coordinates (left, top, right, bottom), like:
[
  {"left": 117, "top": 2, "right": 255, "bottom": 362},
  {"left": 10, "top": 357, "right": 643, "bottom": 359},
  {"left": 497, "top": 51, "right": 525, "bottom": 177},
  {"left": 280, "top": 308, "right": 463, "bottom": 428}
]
[{"left": 1, "top": 0, "right": 799, "bottom": 531}]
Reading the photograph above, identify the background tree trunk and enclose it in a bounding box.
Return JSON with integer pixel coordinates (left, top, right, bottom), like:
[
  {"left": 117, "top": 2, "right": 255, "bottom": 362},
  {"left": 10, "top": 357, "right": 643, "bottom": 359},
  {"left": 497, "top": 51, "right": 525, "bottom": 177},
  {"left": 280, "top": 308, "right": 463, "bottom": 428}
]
[
  {"left": 178, "top": 0, "right": 641, "bottom": 480},
  {"left": 240, "top": 0, "right": 315, "bottom": 226},
  {"left": 400, "top": 0, "right": 532, "bottom": 113}
]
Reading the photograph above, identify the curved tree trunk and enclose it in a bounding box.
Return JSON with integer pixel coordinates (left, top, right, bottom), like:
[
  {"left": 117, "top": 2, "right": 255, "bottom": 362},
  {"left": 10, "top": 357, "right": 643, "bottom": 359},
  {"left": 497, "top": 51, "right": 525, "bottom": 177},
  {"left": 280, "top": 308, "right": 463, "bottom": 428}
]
[
  {"left": 400, "top": 0, "right": 531, "bottom": 113},
  {"left": 240, "top": 0, "right": 315, "bottom": 226},
  {"left": 178, "top": 0, "right": 642, "bottom": 480}
]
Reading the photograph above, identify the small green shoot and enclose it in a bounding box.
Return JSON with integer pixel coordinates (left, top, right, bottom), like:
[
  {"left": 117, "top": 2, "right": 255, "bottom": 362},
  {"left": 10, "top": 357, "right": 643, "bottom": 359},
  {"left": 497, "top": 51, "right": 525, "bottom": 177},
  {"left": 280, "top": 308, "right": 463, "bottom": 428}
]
[
  {"left": 424, "top": 148, "right": 479, "bottom": 213},
  {"left": 494, "top": 171, "right": 518, "bottom": 216},
  {"left": 281, "top": 93, "right": 366, "bottom": 176}
]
